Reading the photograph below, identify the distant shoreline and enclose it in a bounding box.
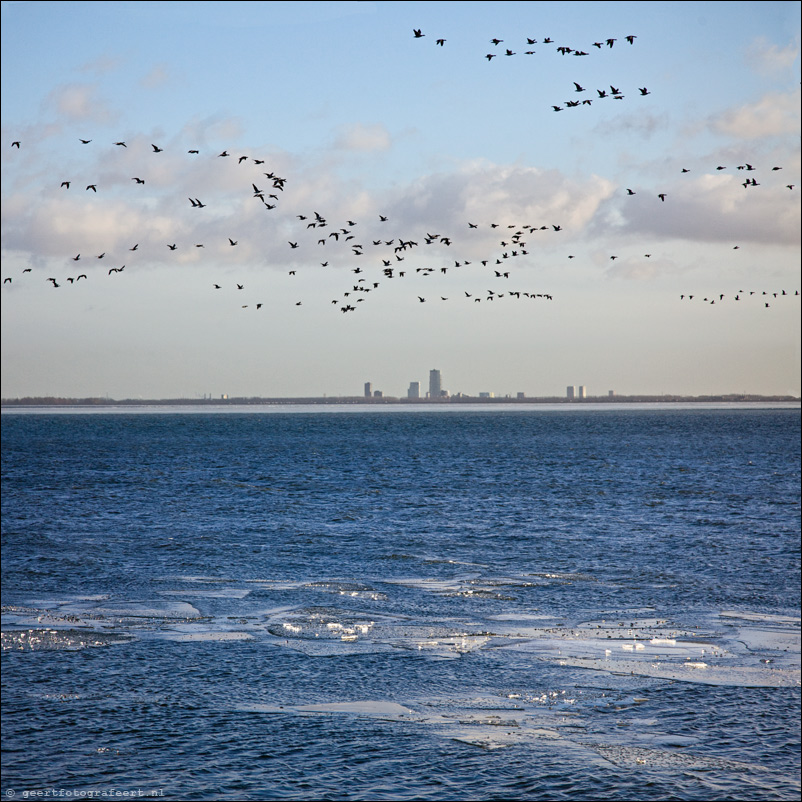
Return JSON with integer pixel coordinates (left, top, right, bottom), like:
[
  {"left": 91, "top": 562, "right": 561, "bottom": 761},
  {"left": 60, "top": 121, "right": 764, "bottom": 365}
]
[{"left": 2, "top": 394, "right": 799, "bottom": 408}]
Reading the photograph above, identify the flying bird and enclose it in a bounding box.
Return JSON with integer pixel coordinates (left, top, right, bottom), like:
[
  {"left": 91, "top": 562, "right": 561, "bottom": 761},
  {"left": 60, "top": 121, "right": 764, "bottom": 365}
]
[
  {"left": 658, "top": 193, "right": 667, "bottom": 201},
  {"left": 436, "top": 39, "right": 445, "bottom": 46},
  {"left": 114, "top": 141, "right": 127, "bottom": 147},
  {"left": 12, "top": 141, "right": 20, "bottom": 148},
  {"left": 151, "top": 144, "right": 163, "bottom": 152},
  {"left": 79, "top": 139, "right": 91, "bottom": 144},
  {"left": 413, "top": 28, "right": 424, "bottom": 38},
  {"left": 229, "top": 238, "right": 238, "bottom": 246},
  {"left": 638, "top": 87, "right": 650, "bottom": 95},
  {"left": 86, "top": 185, "right": 97, "bottom": 192}
]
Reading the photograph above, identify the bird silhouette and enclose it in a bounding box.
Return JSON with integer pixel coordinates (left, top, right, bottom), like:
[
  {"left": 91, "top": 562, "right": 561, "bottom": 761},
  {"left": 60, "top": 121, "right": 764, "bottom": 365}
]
[
  {"left": 151, "top": 144, "right": 163, "bottom": 152},
  {"left": 86, "top": 185, "right": 97, "bottom": 192},
  {"left": 79, "top": 139, "right": 91, "bottom": 144},
  {"left": 11, "top": 141, "right": 20, "bottom": 148},
  {"left": 413, "top": 29, "right": 424, "bottom": 38},
  {"left": 114, "top": 141, "right": 127, "bottom": 147},
  {"left": 132, "top": 177, "right": 145, "bottom": 184},
  {"left": 61, "top": 182, "right": 71, "bottom": 188},
  {"left": 229, "top": 238, "right": 238, "bottom": 246}
]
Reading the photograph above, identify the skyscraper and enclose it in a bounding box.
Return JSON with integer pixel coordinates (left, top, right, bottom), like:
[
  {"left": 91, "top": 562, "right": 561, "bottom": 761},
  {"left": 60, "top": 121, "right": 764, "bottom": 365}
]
[
  {"left": 429, "top": 369, "right": 442, "bottom": 399},
  {"left": 566, "top": 385, "right": 575, "bottom": 400},
  {"left": 408, "top": 381, "right": 420, "bottom": 399},
  {"left": 364, "top": 382, "right": 372, "bottom": 398}
]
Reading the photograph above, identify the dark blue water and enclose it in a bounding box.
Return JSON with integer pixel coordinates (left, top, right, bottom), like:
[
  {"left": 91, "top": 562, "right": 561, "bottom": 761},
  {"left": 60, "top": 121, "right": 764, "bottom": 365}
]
[{"left": 2, "top": 407, "right": 800, "bottom": 800}]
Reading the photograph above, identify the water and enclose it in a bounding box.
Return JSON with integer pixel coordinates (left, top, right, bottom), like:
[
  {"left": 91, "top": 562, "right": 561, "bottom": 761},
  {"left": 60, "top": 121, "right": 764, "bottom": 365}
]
[{"left": 2, "top": 406, "right": 800, "bottom": 801}]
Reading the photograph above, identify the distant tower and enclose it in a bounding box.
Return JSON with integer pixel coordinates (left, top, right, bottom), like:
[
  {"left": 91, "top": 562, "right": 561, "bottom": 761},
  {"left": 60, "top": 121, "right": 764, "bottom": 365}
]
[
  {"left": 364, "top": 382, "right": 372, "bottom": 398},
  {"left": 578, "top": 385, "right": 586, "bottom": 399},
  {"left": 429, "top": 369, "right": 442, "bottom": 399},
  {"left": 408, "top": 381, "right": 420, "bottom": 399},
  {"left": 566, "top": 386, "right": 575, "bottom": 400}
]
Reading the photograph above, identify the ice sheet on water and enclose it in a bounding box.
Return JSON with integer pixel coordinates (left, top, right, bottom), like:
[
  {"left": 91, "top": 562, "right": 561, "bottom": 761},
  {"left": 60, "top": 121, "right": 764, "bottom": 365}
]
[{"left": 1, "top": 628, "right": 133, "bottom": 651}]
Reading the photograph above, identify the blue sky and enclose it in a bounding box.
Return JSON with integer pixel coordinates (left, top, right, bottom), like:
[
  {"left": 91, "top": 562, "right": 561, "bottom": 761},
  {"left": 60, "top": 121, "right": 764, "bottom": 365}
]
[{"left": 2, "top": 1, "right": 800, "bottom": 399}]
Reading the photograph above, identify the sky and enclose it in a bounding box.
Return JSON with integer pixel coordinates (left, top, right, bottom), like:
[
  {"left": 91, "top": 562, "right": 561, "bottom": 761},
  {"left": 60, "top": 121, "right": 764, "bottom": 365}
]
[{"left": 1, "top": 0, "right": 800, "bottom": 400}]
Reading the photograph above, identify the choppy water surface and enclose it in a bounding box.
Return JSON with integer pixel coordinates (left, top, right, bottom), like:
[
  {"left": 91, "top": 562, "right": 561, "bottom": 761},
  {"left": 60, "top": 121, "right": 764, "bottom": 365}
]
[{"left": 2, "top": 408, "right": 800, "bottom": 800}]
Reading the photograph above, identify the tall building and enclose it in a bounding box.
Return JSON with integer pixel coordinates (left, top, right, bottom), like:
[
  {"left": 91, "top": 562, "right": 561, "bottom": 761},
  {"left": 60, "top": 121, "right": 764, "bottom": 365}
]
[
  {"left": 429, "top": 369, "right": 442, "bottom": 399},
  {"left": 407, "top": 381, "right": 420, "bottom": 399},
  {"left": 364, "top": 382, "right": 372, "bottom": 398},
  {"left": 578, "top": 386, "right": 586, "bottom": 399},
  {"left": 566, "top": 386, "right": 575, "bottom": 400}
]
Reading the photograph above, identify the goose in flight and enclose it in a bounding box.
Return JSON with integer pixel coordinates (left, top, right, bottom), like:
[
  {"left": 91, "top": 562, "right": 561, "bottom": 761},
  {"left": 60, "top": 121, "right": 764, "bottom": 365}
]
[
  {"left": 11, "top": 141, "right": 20, "bottom": 148},
  {"left": 229, "top": 238, "right": 238, "bottom": 246},
  {"left": 61, "top": 182, "right": 71, "bottom": 188},
  {"left": 151, "top": 144, "right": 163, "bottom": 152},
  {"left": 573, "top": 82, "right": 585, "bottom": 92},
  {"left": 132, "top": 177, "right": 145, "bottom": 183},
  {"left": 114, "top": 141, "right": 127, "bottom": 147},
  {"left": 86, "top": 185, "right": 97, "bottom": 192},
  {"left": 79, "top": 139, "right": 91, "bottom": 144},
  {"left": 413, "top": 28, "right": 424, "bottom": 38}
]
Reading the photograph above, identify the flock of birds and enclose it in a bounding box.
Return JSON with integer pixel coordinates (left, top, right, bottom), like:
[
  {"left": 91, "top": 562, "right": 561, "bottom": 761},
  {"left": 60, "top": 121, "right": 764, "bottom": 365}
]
[
  {"left": 3, "top": 138, "right": 568, "bottom": 312},
  {"left": 411, "top": 29, "right": 654, "bottom": 111},
  {"left": 412, "top": 28, "right": 639, "bottom": 58},
  {"left": 2, "top": 135, "right": 798, "bottom": 314},
  {"left": 3, "top": 131, "right": 799, "bottom": 316},
  {"left": 2, "top": 26, "right": 799, "bottom": 317}
]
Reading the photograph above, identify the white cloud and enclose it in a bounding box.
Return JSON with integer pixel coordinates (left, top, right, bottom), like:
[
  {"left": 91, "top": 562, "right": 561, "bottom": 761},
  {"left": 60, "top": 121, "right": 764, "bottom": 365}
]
[
  {"left": 141, "top": 63, "right": 171, "bottom": 89},
  {"left": 710, "top": 89, "right": 801, "bottom": 139},
  {"left": 746, "top": 35, "right": 800, "bottom": 75},
  {"left": 332, "top": 123, "right": 392, "bottom": 152},
  {"left": 44, "top": 83, "right": 119, "bottom": 125}
]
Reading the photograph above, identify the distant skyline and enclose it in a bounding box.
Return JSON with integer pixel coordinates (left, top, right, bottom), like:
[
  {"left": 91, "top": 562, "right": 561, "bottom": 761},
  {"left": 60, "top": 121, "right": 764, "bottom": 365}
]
[{"left": 2, "top": 1, "right": 800, "bottom": 399}]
